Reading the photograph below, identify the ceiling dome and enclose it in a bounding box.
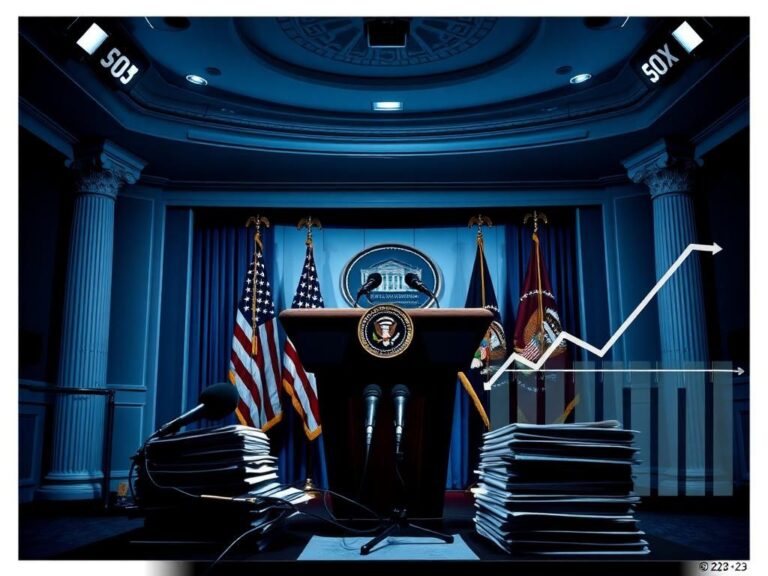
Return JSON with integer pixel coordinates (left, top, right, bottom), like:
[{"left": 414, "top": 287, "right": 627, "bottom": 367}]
[{"left": 237, "top": 17, "right": 540, "bottom": 80}]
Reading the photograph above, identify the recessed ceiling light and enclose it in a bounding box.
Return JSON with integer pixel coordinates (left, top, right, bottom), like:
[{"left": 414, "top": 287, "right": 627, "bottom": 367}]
[
  {"left": 569, "top": 73, "right": 592, "bottom": 85},
  {"left": 373, "top": 101, "right": 403, "bottom": 111},
  {"left": 186, "top": 74, "right": 208, "bottom": 86}
]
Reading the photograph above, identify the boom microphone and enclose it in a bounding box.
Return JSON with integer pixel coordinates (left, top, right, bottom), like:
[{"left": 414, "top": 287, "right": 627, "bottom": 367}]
[
  {"left": 154, "top": 383, "right": 239, "bottom": 438},
  {"left": 363, "top": 384, "right": 382, "bottom": 458},
  {"left": 391, "top": 384, "right": 410, "bottom": 456},
  {"left": 404, "top": 273, "right": 439, "bottom": 307},
  {"left": 355, "top": 272, "right": 383, "bottom": 306}
]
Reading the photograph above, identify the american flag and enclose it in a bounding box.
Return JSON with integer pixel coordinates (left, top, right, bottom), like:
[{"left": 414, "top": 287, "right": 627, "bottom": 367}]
[
  {"left": 228, "top": 241, "right": 282, "bottom": 431},
  {"left": 281, "top": 243, "right": 323, "bottom": 440}
]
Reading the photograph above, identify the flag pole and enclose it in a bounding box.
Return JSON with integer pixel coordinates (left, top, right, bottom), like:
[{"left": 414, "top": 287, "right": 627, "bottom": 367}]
[
  {"left": 523, "top": 211, "right": 548, "bottom": 360},
  {"left": 468, "top": 214, "right": 493, "bottom": 308},
  {"left": 297, "top": 216, "right": 323, "bottom": 495},
  {"left": 466, "top": 214, "right": 494, "bottom": 431},
  {"left": 524, "top": 210, "right": 548, "bottom": 423},
  {"left": 245, "top": 215, "right": 270, "bottom": 356}
]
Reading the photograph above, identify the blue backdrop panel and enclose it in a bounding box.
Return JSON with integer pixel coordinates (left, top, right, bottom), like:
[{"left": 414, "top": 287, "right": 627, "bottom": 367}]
[{"left": 185, "top": 210, "right": 580, "bottom": 489}]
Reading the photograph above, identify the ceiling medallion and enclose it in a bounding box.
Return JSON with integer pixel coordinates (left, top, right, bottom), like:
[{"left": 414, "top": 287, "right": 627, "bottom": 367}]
[{"left": 276, "top": 17, "right": 497, "bottom": 67}]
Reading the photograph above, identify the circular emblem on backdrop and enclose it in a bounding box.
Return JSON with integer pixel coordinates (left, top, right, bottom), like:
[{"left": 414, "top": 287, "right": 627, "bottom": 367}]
[
  {"left": 342, "top": 244, "right": 441, "bottom": 308},
  {"left": 358, "top": 304, "right": 414, "bottom": 359}
]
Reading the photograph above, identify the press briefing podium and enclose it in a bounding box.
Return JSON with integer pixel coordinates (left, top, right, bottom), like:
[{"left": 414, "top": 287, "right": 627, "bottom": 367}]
[{"left": 279, "top": 307, "right": 493, "bottom": 520}]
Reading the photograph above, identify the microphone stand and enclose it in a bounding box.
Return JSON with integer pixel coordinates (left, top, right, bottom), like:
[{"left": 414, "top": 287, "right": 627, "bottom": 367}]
[
  {"left": 353, "top": 290, "right": 372, "bottom": 308},
  {"left": 359, "top": 404, "right": 453, "bottom": 555},
  {"left": 357, "top": 384, "right": 381, "bottom": 501}
]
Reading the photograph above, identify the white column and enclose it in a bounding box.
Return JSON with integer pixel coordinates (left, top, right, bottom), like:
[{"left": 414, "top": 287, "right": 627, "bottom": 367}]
[
  {"left": 624, "top": 139, "right": 709, "bottom": 495},
  {"left": 36, "top": 141, "right": 145, "bottom": 501}
]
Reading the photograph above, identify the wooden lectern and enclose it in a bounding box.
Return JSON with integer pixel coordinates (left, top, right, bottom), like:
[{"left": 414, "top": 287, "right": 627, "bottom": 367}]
[{"left": 279, "top": 308, "right": 493, "bottom": 519}]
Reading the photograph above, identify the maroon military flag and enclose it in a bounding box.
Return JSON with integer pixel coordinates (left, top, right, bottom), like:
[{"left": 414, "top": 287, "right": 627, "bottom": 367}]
[
  {"left": 513, "top": 215, "right": 574, "bottom": 424},
  {"left": 513, "top": 228, "right": 567, "bottom": 364}
]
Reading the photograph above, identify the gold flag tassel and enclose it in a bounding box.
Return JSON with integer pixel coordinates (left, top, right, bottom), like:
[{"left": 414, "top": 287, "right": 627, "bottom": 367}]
[
  {"left": 245, "top": 215, "right": 270, "bottom": 357},
  {"left": 458, "top": 371, "right": 490, "bottom": 429}
]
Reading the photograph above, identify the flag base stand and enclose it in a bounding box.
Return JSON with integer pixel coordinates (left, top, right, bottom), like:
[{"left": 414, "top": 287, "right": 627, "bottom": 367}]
[{"left": 359, "top": 507, "right": 454, "bottom": 555}]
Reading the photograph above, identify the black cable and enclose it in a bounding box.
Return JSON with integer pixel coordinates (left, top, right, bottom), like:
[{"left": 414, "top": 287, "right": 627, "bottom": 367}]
[
  {"left": 127, "top": 458, "right": 137, "bottom": 503},
  {"left": 141, "top": 445, "right": 383, "bottom": 527},
  {"left": 282, "top": 480, "right": 383, "bottom": 533},
  {"left": 356, "top": 448, "right": 371, "bottom": 502},
  {"left": 205, "top": 499, "right": 382, "bottom": 575},
  {"left": 395, "top": 456, "right": 407, "bottom": 494},
  {"left": 199, "top": 490, "right": 382, "bottom": 574},
  {"left": 205, "top": 509, "right": 291, "bottom": 575},
  {"left": 313, "top": 491, "right": 382, "bottom": 534},
  {"left": 207, "top": 524, "right": 263, "bottom": 573},
  {"left": 296, "top": 506, "right": 380, "bottom": 534},
  {"left": 138, "top": 434, "right": 388, "bottom": 576},
  {"left": 284, "top": 478, "right": 382, "bottom": 523},
  {"left": 128, "top": 439, "right": 156, "bottom": 507},
  {"left": 142, "top": 454, "right": 205, "bottom": 501},
  {"left": 313, "top": 486, "right": 381, "bottom": 521},
  {"left": 321, "top": 490, "right": 336, "bottom": 525}
]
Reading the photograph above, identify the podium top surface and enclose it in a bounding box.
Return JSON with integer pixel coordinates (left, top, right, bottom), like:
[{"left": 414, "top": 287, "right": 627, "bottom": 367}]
[
  {"left": 279, "top": 308, "right": 494, "bottom": 320},
  {"left": 278, "top": 307, "right": 494, "bottom": 374}
]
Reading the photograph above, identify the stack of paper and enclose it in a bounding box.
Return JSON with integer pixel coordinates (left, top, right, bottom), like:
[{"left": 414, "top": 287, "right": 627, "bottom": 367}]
[
  {"left": 136, "top": 425, "right": 309, "bottom": 545},
  {"left": 473, "top": 420, "right": 649, "bottom": 556}
]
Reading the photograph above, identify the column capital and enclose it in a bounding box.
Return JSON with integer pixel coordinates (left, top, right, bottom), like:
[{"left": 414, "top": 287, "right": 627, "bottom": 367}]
[
  {"left": 622, "top": 138, "right": 699, "bottom": 198},
  {"left": 66, "top": 140, "right": 147, "bottom": 199}
]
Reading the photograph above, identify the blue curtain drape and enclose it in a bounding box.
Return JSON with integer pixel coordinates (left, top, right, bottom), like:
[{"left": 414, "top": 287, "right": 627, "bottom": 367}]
[
  {"left": 445, "top": 213, "right": 581, "bottom": 488},
  {"left": 187, "top": 216, "right": 328, "bottom": 487}
]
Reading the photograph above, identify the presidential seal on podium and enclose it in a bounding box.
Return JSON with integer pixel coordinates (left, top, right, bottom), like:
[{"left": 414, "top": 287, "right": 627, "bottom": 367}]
[{"left": 357, "top": 304, "right": 414, "bottom": 358}]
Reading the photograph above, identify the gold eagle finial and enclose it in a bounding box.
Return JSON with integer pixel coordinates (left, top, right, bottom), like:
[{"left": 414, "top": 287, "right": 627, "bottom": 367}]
[
  {"left": 468, "top": 214, "right": 493, "bottom": 242},
  {"left": 297, "top": 216, "right": 323, "bottom": 245},
  {"left": 523, "top": 210, "right": 548, "bottom": 233}
]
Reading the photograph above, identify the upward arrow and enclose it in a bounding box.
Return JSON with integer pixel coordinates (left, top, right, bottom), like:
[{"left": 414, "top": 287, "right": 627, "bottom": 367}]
[{"left": 487, "top": 242, "right": 723, "bottom": 387}]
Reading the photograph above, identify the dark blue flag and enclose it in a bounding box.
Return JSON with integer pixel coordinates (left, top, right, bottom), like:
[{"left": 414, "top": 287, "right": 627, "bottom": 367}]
[{"left": 459, "top": 233, "right": 508, "bottom": 429}]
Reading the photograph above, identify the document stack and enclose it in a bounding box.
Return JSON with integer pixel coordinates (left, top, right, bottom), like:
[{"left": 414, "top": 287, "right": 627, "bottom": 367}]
[
  {"left": 473, "top": 420, "right": 649, "bottom": 556},
  {"left": 136, "top": 424, "right": 310, "bottom": 547}
]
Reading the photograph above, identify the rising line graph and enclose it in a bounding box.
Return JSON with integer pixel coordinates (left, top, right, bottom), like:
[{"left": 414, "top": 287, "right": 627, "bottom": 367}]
[{"left": 486, "top": 242, "right": 729, "bottom": 388}]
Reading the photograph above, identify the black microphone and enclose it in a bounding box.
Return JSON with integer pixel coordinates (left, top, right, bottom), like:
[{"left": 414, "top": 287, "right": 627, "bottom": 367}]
[
  {"left": 362, "top": 384, "right": 382, "bottom": 458},
  {"left": 391, "top": 384, "right": 410, "bottom": 456},
  {"left": 154, "top": 383, "right": 239, "bottom": 438},
  {"left": 404, "top": 272, "right": 439, "bottom": 307},
  {"left": 355, "top": 272, "right": 383, "bottom": 306}
]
